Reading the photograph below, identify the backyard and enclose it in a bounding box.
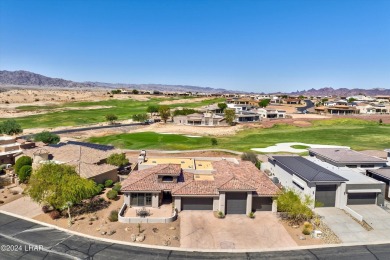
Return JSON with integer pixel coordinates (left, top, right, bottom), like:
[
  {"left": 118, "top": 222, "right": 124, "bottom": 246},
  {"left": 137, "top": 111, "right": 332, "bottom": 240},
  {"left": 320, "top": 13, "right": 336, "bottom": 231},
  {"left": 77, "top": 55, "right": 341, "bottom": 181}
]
[{"left": 88, "top": 118, "right": 390, "bottom": 151}]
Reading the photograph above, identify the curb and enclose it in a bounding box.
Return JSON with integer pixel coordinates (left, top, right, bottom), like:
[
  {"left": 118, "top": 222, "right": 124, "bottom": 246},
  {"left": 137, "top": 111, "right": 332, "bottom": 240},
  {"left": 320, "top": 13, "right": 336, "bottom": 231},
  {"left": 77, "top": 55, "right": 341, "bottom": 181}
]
[{"left": 2, "top": 210, "right": 390, "bottom": 253}]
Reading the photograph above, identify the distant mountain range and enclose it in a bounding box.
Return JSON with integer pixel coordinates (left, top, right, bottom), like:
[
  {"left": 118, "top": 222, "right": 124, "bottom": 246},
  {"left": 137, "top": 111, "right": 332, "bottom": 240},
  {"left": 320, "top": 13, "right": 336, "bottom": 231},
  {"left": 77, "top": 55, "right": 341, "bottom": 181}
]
[
  {"left": 0, "top": 70, "right": 389, "bottom": 96},
  {"left": 286, "top": 87, "right": 390, "bottom": 97},
  {"left": 0, "top": 70, "right": 234, "bottom": 93}
]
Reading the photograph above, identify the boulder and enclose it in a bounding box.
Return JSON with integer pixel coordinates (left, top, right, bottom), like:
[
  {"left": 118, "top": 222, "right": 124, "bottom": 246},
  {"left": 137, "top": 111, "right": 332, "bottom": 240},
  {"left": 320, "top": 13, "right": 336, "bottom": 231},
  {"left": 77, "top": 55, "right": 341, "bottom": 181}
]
[
  {"left": 130, "top": 234, "right": 136, "bottom": 242},
  {"left": 136, "top": 234, "right": 145, "bottom": 242}
]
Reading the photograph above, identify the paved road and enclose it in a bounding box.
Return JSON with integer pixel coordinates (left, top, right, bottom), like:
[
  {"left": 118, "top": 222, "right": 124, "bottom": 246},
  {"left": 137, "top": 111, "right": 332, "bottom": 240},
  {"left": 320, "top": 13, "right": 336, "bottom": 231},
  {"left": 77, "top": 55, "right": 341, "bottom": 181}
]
[
  {"left": 297, "top": 99, "right": 315, "bottom": 113},
  {"left": 0, "top": 213, "right": 390, "bottom": 259}
]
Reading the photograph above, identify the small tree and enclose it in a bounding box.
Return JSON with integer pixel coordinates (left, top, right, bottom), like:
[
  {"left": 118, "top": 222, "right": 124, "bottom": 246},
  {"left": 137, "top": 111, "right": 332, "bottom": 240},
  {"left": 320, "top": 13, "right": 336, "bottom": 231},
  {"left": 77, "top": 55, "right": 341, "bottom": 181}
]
[
  {"left": 146, "top": 105, "right": 159, "bottom": 115},
  {"left": 18, "top": 165, "right": 32, "bottom": 183},
  {"left": 211, "top": 138, "right": 218, "bottom": 146},
  {"left": 217, "top": 103, "right": 227, "bottom": 112},
  {"left": 158, "top": 105, "right": 171, "bottom": 123},
  {"left": 15, "top": 156, "right": 32, "bottom": 175},
  {"left": 111, "top": 89, "right": 121, "bottom": 94},
  {"left": 107, "top": 153, "right": 129, "bottom": 167},
  {"left": 132, "top": 89, "right": 139, "bottom": 94},
  {"left": 27, "top": 163, "right": 99, "bottom": 225},
  {"left": 34, "top": 131, "right": 60, "bottom": 144},
  {"left": 105, "top": 114, "right": 118, "bottom": 124},
  {"left": 0, "top": 119, "right": 23, "bottom": 135},
  {"left": 348, "top": 97, "right": 357, "bottom": 103},
  {"left": 224, "top": 109, "right": 236, "bottom": 126},
  {"left": 132, "top": 113, "right": 149, "bottom": 122},
  {"left": 379, "top": 119, "right": 383, "bottom": 125},
  {"left": 258, "top": 99, "right": 271, "bottom": 108}
]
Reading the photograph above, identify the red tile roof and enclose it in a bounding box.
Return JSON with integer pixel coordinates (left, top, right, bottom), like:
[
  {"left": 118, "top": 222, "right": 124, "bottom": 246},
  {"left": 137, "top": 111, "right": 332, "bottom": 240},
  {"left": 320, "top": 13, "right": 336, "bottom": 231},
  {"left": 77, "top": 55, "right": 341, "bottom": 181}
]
[{"left": 121, "top": 160, "right": 280, "bottom": 196}]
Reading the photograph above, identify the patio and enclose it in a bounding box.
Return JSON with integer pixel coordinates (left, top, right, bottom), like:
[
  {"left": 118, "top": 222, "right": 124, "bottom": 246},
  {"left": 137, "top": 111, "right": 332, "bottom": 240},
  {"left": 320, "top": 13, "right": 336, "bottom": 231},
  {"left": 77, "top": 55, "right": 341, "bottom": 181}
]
[{"left": 124, "top": 203, "right": 173, "bottom": 218}]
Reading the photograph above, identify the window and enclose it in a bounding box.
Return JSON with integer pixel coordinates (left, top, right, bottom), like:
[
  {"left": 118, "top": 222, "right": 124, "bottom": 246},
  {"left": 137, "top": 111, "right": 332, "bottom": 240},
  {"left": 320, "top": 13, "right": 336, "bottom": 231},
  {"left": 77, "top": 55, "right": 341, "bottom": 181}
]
[
  {"left": 346, "top": 165, "right": 357, "bottom": 168},
  {"left": 146, "top": 194, "right": 152, "bottom": 206},
  {"left": 130, "top": 193, "right": 153, "bottom": 206},
  {"left": 293, "top": 181, "right": 304, "bottom": 190},
  {"left": 162, "top": 176, "right": 174, "bottom": 182},
  {"left": 361, "top": 165, "right": 375, "bottom": 168}
]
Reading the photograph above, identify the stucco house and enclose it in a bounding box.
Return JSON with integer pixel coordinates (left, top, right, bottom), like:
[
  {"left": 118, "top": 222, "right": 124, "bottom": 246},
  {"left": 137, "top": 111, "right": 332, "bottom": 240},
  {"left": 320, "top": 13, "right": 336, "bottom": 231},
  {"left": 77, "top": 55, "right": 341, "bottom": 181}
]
[
  {"left": 21, "top": 141, "right": 120, "bottom": 184},
  {"left": 267, "top": 155, "right": 385, "bottom": 209},
  {"left": 257, "top": 108, "right": 286, "bottom": 119},
  {"left": 121, "top": 158, "right": 280, "bottom": 215}
]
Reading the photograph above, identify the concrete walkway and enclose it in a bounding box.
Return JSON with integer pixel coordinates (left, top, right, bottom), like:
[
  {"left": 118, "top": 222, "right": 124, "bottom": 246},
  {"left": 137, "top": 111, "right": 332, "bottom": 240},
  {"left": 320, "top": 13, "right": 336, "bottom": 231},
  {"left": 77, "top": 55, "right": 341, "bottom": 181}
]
[
  {"left": 251, "top": 142, "right": 349, "bottom": 153},
  {"left": 0, "top": 196, "right": 42, "bottom": 218},
  {"left": 180, "top": 211, "right": 297, "bottom": 249}
]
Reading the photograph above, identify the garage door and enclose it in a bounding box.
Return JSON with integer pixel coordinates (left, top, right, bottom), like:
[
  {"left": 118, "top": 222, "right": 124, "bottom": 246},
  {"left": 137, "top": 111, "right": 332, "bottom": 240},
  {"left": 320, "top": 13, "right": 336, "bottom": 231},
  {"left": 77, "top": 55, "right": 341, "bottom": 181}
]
[
  {"left": 252, "top": 197, "right": 272, "bottom": 211},
  {"left": 315, "top": 185, "right": 337, "bottom": 207},
  {"left": 181, "top": 197, "right": 213, "bottom": 210},
  {"left": 226, "top": 193, "right": 247, "bottom": 214},
  {"left": 347, "top": 193, "right": 376, "bottom": 205}
]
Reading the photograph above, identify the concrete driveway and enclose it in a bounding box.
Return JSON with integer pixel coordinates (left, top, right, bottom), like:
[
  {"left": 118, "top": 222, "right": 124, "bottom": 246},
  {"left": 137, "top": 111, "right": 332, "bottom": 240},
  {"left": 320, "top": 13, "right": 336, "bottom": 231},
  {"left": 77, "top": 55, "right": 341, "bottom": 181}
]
[
  {"left": 348, "top": 205, "right": 390, "bottom": 231},
  {"left": 0, "top": 196, "right": 42, "bottom": 218},
  {"left": 315, "top": 206, "right": 390, "bottom": 243},
  {"left": 180, "top": 211, "right": 296, "bottom": 249}
]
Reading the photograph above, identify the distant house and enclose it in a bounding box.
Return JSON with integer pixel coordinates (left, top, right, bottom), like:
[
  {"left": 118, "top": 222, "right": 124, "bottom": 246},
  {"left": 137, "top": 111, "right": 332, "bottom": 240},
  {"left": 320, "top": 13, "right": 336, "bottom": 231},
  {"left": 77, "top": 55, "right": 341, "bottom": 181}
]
[
  {"left": 121, "top": 153, "right": 280, "bottom": 215},
  {"left": 283, "top": 98, "right": 301, "bottom": 105},
  {"left": 315, "top": 105, "right": 359, "bottom": 115},
  {"left": 21, "top": 141, "right": 121, "bottom": 183},
  {"left": 173, "top": 113, "right": 227, "bottom": 126},
  {"left": 257, "top": 108, "right": 286, "bottom": 119},
  {"left": 308, "top": 148, "right": 388, "bottom": 169}
]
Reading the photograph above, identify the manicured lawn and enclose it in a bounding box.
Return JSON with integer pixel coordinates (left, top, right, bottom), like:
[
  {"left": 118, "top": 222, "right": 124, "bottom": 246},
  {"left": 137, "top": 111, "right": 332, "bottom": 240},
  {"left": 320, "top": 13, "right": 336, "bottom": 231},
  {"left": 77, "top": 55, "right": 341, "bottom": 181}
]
[
  {"left": 89, "top": 132, "right": 213, "bottom": 150},
  {"left": 88, "top": 119, "right": 390, "bottom": 151},
  {"left": 290, "top": 145, "right": 310, "bottom": 149},
  {"left": 0, "top": 97, "right": 224, "bottom": 129}
]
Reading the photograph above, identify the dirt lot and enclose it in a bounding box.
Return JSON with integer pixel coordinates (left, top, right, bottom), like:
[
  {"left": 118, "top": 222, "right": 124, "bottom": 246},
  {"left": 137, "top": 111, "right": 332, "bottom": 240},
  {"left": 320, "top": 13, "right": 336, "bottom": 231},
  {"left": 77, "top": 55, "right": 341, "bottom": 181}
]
[
  {"left": 0, "top": 89, "right": 151, "bottom": 118},
  {"left": 33, "top": 190, "right": 181, "bottom": 247}
]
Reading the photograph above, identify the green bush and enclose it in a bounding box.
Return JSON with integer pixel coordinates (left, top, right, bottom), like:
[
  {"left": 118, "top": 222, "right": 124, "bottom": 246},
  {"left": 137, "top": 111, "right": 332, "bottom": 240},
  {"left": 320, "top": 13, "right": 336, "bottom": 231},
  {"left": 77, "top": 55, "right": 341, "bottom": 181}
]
[
  {"left": 211, "top": 138, "right": 218, "bottom": 146},
  {"left": 106, "top": 190, "right": 118, "bottom": 200},
  {"left": 107, "top": 153, "right": 129, "bottom": 167},
  {"left": 112, "top": 183, "right": 121, "bottom": 192},
  {"left": 98, "top": 183, "right": 105, "bottom": 190},
  {"left": 277, "top": 189, "right": 314, "bottom": 224},
  {"left": 241, "top": 152, "right": 259, "bottom": 165},
  {"left": 248, "top": 212, "right": 255, "bottom": 218},
  {"left": 108, "top": 210, "right": 118, "bottom": 222},
  {"left": 302, "top": 228, "right": 311, "bottom": 235},
  {"left": 15, "top": 156, "right": 32, "bottom": 175},
  {"left": 104, "top": 179, "right": 114, "bottom": 188},
  {"left": 18, "top": 165, "right": 32, "bottom": 183},
  {"left": 0, "top": 119, "right": 23, "bottom": 135},
  {"left": 34, "top": 131, "right": 60, "bottom": 144}
]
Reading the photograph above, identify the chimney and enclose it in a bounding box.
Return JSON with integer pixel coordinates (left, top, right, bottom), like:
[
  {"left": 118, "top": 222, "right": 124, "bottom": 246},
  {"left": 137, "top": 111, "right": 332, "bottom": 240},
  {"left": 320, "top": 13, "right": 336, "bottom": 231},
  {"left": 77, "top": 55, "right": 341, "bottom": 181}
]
[{"left": 138, "top": 150, "right": 146, "bottom": 164}]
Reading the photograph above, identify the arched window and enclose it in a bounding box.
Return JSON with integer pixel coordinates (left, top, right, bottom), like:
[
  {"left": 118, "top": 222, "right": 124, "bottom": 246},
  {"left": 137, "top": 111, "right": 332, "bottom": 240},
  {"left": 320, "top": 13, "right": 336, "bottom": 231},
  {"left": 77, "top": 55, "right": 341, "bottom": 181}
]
[{"left": 162, "top": 176, "right": 174, "bottom": 182}]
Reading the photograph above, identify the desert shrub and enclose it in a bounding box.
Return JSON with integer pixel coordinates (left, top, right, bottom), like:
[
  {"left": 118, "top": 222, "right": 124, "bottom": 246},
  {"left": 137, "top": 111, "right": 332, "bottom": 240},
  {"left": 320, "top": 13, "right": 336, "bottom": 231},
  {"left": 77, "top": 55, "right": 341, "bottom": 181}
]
[
  {"left": 241, "top": 152, "right": 259, "bottom": 165},
  {"left": 277, "top": 189, "right": 314, "bottom": 224},
  {"left": 49, "top": 210, "right": 61, "bottom": 220},
  {"left": 34, "top": 131, "right": 60, "bottom": 144},
  {"left": 104, "top": 179, "right": 114, "bottom": 188},
  {"left": 304, "top": 221, "right": 312, "bottom": 229},
  {"left": 18, "top": 165, "right": 32, "bottom": 183},
  {"left": 112, "top": 183, "right": 121, "bottom": 193},
  {"left": 98, "top": 183, "right": 105, "bottom": 190},
  {"left": 107, "top": 153, "right": 129, "bottom": 167},
  {"left": 42, "top": 205, "right": 51, "bottom": 213},
  {"left": 248, "top": 212, "right": 255, "bottom": 218},
  {"left": 217, "top": 211, "right": 225, "bottom": 218},
  {"left": 14, "top": 156, "right": 32, "bottom": 175},
  {"left": 302, "top": 228, "right": 311, "bottom": 235},
  {"left": 108, "top": 210, "right": 118, "bottom": 222},
  {"left": 106, "top": 190, "right": 118, "bottom": 200}
]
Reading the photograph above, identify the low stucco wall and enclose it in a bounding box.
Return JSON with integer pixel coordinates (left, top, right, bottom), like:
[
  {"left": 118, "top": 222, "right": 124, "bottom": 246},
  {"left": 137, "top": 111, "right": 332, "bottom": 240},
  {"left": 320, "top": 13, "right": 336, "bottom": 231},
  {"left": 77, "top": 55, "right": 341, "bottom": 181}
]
[
  {"left": 118, "top": 204, "right": 178, "bottom": 224},
  {"left": 91, "top": 169, "right": 118, "bottom": 184},
  {"left": 343, "top": 206, "right": 364, "bottom": 222}
]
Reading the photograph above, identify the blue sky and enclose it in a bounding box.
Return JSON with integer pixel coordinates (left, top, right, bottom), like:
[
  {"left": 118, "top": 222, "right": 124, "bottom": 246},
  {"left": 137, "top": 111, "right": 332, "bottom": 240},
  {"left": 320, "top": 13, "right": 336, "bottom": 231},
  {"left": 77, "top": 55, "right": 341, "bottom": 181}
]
[{"left": 0, "top": 0, "right": 389, "bottom": 92}]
